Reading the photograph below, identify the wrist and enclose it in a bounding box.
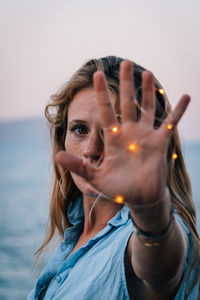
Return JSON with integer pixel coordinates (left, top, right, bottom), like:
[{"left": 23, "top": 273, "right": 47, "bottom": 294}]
[
  {"left": 127, "top": 188, "right": 172, "bottom": 234},
  {"left": 133, "top": 202, "right": 175, "bottom": 247}
]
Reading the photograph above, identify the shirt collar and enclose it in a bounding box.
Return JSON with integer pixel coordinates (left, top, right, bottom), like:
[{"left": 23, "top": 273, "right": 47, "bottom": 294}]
[
  {"left": 67, "top": 196, "right": 85, "bottom": 226},
  {"left": 67, "top": 196, "right": 130, "bottom": 228}
]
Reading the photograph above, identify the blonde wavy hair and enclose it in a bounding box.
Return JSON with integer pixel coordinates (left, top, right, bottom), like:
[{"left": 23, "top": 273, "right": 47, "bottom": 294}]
[{"left": 36, "top": 56, "right": 200, "bottom": 298}]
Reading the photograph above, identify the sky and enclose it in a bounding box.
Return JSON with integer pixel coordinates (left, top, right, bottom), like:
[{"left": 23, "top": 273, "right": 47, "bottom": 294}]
[{"left": 0, "top": 0, "right": 200, "bottom": 141}]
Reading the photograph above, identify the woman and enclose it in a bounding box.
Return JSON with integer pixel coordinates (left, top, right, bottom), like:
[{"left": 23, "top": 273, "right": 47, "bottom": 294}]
[{"left": 28, "top": 56, "right": 200, "bottom": 299}]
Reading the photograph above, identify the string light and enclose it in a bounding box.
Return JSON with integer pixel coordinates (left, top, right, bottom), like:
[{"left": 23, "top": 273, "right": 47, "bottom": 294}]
[
  {"left": 115, "top": 195, "right": 124, "bottom": 204},
  {"left": 172, "top": 153, "right": 178, "bottom": 160},
  {"left": 158, "top": 88, "right": 165, "bottom": 95},
  {"left": 167, "top": 123, "right": 173, "bottom": 130},
  {"left": 129, "top": 143, "right": 137, "bottom": 151},
  {"left": 112, "top": 126, "right": 119, "bottom": 133}
]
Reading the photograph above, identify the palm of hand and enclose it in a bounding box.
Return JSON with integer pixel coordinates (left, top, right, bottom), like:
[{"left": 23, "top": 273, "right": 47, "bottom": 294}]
[
  {"left": 90, "top": 121, "right": 167, "bottom": 205},
  {"left": 56, "top": 61, "right": 190, "bottom": 206}
]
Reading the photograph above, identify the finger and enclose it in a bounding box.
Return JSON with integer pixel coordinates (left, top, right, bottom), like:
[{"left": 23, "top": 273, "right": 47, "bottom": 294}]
[
  {"left": 55, "top": 151, "right": 96, "bottom": 181},
  {"left": 93, "top": 71, "right": 117, "bottom": 129},
  {"left": 140, "top": 71, "right": 155, "bottom": 127},
  {"left": 159, "top": 94, "right": 190, "bottom": 136},
  {"left": 120, "top": 60, "right": 137, "bottom": 122}
]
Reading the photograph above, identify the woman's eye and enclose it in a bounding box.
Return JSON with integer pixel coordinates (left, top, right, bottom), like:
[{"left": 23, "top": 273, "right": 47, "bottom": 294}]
[{"left": 71, "top": 125, "right": 88, "bottom": 136}]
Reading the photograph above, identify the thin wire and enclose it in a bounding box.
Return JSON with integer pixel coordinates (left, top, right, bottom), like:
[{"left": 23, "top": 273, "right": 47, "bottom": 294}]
[
  {"left": 88, "top": 192, "right": 103, "bottom": 225},
  {"left": 134, "top": 86, "right": 172, "bottom": 125}
]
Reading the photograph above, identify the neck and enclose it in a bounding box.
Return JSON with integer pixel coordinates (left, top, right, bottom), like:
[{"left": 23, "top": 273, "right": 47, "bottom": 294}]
[{"left": 82, "top": 194, "right": 122, "bottom": 236}]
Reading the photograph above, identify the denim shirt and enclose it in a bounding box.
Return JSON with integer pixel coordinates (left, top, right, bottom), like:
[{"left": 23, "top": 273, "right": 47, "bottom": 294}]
[{"left": 28, "top": 197, "right": 199, "bottom": 300}]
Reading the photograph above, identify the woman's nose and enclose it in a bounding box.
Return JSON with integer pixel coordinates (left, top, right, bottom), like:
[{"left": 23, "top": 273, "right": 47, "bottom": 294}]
[{"left": 83, "top": 133, "right": 104, "bottom": 164}]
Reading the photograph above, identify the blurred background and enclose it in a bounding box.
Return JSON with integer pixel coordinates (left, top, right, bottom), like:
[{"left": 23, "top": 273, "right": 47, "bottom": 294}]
[{"left": 0, "top": 0, "right": 199, "bottom": 299}]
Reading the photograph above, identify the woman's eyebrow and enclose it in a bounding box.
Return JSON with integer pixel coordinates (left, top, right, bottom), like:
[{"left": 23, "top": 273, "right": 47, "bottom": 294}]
[{"left": 68, "top": 119, "right": 89, "bottom": 126}]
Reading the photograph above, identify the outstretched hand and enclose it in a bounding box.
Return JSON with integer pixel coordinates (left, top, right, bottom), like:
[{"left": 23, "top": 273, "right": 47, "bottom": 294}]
[{"left": 56, "top": 61, "right": 190, "bottom": 206}]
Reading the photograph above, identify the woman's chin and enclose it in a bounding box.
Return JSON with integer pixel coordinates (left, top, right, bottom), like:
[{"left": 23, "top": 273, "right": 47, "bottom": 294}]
[
  {"left": 84, "top": 191, "right": 99, "bottom": 198},
  {"left": 71, "top": 175, "right": 100, "bottom": 198},
  {"left": 77, "top": 182, "right": 100, "bottom": 198},
  {"left": 82, "top": 186, "right": 100, "bottom": 198}
]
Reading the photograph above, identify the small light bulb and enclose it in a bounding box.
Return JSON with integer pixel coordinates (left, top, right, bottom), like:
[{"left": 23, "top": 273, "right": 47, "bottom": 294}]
[
  {"left": 158, "top": 88, "right": 165, "bottom": 95},
  {"left": 172, "top": 153, "right": 178, "bottom": 159},
  {"left": 112, "top": 126, "right": 119, "bottom": 133},
  {"left": 115, "top": 195, "right": 124, "bottom": 204},
  {"left": 167, "top": 124, "right": 173, "bottom": 130},
  {"left": 129, "top": 143, "right": 137, "bottom": 151}
]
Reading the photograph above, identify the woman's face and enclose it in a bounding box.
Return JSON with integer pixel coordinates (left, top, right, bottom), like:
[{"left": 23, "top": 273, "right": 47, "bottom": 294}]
[{"left": 65, "top": 88, "right": 104, "bottom": 197}]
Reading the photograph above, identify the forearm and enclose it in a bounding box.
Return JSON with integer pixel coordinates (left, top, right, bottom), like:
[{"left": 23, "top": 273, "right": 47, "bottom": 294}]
[{"left": 127, "top": 190, "right": 188, "bottom": 292}]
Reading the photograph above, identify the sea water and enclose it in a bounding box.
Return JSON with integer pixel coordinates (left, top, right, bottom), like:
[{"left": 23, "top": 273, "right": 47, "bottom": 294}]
[{"left": 0, "top": 119, "right": 199, "bottom": 300}]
